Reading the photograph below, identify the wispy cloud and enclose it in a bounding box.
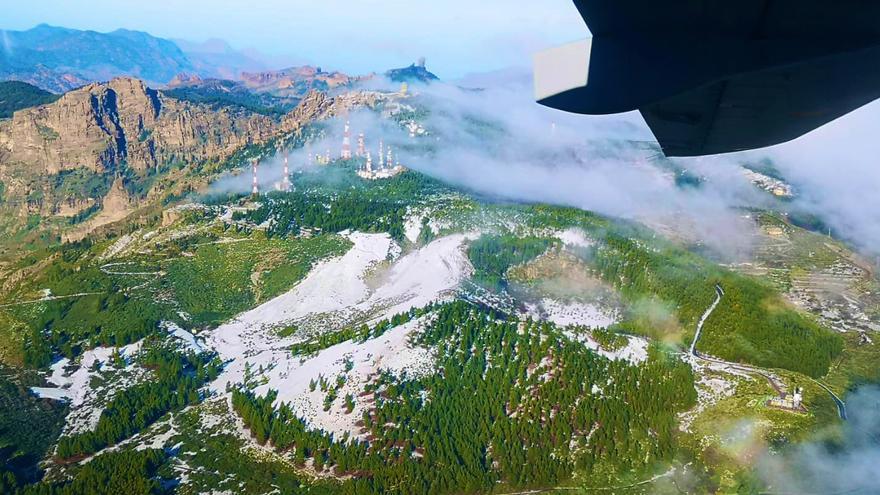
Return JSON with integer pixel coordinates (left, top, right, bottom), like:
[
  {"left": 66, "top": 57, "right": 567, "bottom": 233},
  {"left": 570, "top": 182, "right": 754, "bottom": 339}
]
[
  {"left": 211, "top": 70, "right": 879, "bottom": 262},
  {"left": 757, "top": 385, "right": 880, "bottom": 494}
]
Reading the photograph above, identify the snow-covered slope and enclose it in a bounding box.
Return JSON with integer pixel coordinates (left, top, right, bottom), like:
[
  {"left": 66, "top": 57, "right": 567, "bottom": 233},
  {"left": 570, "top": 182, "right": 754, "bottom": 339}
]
[{"left": 206, "top": 232, "right": 474, "bottom": 435}]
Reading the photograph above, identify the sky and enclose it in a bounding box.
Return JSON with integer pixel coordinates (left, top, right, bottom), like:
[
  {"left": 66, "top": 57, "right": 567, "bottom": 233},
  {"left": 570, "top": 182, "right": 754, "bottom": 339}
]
[{"left": 2, "top": 0, "right": 588, "bottom": 77}]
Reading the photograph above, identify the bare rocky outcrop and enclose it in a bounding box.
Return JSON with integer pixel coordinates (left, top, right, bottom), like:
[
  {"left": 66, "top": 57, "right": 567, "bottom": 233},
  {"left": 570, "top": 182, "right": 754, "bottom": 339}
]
[
  {"left": 0, "top": 78, "right": 390, "bottom": 183},
  {"left": 0, "top": 78, "right": 395, "bottom": 239},
  {"left": 240, "top": 65, "right": 362, "bottom": 95},
  {"left": 280, "top": 89, "right": 389, "bottom": 132},
  {"left": 0, "top": 77, "right": 277, "bottom": 177}
]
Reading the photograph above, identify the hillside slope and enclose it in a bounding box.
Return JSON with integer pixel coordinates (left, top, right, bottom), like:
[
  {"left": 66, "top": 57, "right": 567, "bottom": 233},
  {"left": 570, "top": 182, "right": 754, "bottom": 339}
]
[{"left": 0, "top": 81, "right": 60, "bottom": 118}]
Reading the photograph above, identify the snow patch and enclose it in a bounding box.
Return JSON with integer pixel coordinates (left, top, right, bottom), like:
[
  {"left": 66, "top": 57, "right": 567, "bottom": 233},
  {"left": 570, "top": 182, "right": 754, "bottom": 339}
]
[
  {"left": 564, "top": 329, "right": 650, "bottom": 365},
  {"left": 528, "top": 299, "right": 619, "bottom": 328},
  {"left": 163, "top": 321, "right": 205, "bottom": 353},
  {"left": 32, "top": 341, "right": 150, "bottom": 434},
  {"left": 206, "top": 233, "right": 475, "bottom": 438},
  {"left": 556, "top": 228, "right": 594, "bottom": 249},
  {"left": 253, "top": 316, "right": 435, "bottom": 439},
  {"left": 404, "top": 212, "right": 423, "bottom": 244},
  {"left": 100, "top": 233, "right": 135, "bottom": 260},
  {"left": 358, "top": 233, "right": 474, "bottom": 322},
  {"left": 678, "top": 366, "right": 738, "bottom": 433},
  {"left": 211, "top": 232, "right": 393, "bottom": 346}
]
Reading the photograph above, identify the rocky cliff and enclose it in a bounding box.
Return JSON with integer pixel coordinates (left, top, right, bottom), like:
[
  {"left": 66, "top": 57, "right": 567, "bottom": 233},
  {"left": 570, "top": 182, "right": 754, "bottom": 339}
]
[
  {"left": 0, "top": 77, "right": 277, "bottom": 177},
  {"left": 240, "top": 66, "right": 360, "bottom": 96},
  {"left": 0, "top": 77, "right": 394, "bottom": 231}
]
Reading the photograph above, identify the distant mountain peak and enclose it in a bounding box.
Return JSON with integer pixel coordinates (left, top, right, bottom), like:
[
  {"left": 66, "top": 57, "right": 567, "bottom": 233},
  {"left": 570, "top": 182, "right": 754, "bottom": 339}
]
[
  {"left": 0, "top": 25, "right": 266, "bottom": 93},
  {"left": 385, "top": 58, "right": 439, "bottom": 83},
  {"left": 239, "top": 65, "right": 356, "bottom": 95},
  {"left": 167, "top": 72, "right": 203, "bottom": 88}
]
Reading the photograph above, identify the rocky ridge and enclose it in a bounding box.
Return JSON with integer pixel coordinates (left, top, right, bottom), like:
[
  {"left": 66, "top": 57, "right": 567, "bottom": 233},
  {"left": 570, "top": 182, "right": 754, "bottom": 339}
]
[{"left": 0, "top": 77, "right": 394, "bottom": 234}]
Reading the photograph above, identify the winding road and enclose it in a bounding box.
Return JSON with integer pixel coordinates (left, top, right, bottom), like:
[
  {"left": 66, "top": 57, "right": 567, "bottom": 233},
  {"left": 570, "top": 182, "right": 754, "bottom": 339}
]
[
  {"left": 0, "top": 291, "right": 104, "bottom": 308},
  {"left": 809, "top": 377, "right": 848, "bottom": 420},
  {"left": 688, "top": 284, "right": 847, "bottom": 420}
]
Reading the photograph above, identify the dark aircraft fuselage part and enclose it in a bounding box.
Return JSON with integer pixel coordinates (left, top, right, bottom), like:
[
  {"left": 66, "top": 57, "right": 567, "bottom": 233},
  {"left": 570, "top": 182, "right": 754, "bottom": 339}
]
[{"left": 534, "top": 0, "right": 880, "bottom": 156}]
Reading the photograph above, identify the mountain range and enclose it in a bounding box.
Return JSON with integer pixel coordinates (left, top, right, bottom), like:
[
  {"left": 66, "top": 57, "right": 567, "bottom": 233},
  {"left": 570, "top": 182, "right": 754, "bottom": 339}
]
[
  {"left": 0, "top": 25, "right": 437, "bottom": 94},
  {"left": 0, "top": 75, "right": 387, "bottom": 245},
  {"left": 0, "top": 25, "right": 198, "bottom": 92}
]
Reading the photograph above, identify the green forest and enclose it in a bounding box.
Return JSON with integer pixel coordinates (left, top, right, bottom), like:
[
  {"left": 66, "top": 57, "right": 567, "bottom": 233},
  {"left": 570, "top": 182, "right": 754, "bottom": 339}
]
[
  {"left": 163, "top": 82, "right": 295, "bottom": 117},
  {"left": 524, "top": 205, "right": 843, "bottom": 377},
  {"left": 232, "top": 168, "right": 449, "bottom": 242},
  {"left": 55, "top": 343, "right": 221, "bottom": 459},
  {"left": 18, "top": 449, "right": 168, "bottom": 495},
  {"left": 467, "top": 234, "right": 558, "bottom": 291},
  {"left": 0, "top": 81, "right": 59, "bottom": 119},
  {"left": 233, "top": 301, "right": 697, "bottom": 494}
]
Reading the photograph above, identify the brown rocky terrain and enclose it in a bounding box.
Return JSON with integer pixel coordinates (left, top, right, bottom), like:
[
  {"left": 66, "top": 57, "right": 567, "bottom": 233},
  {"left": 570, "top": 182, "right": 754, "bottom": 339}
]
[
  {"left": 0, "top": 76, "right": 394, "bottom": 243},
  {"left": 240, "top": 65, "right": 367, "bottom": 96},
  {"left": 0, "top": 77, "right": 277, "bottom": 177}
]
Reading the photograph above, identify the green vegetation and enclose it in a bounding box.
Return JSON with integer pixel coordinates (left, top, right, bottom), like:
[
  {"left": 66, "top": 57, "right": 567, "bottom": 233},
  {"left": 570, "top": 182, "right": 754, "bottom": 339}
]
[
  {"left": 0, "top": 370, "right": 67, "bottom": 489},
  {"left": 52, "top": 170, "right": 111, "bottom": 201},
  {"left": 467, "top": 234, "right": 557, "bottom": 291},
  {"left": 523, "top": 205, "right": 843, "bottom": 377},
  {"left": 163, "top": 83, "right": 296, "bottom": 117},
  {"left": 242, "top": 190, "right": 409, "bottom": 240},
  {"left": 233, "top": 301, "right": 696, "bottom": 493},
  {"left": 55, "top": 343, "right": 221, "bottom": 459},
  {"left": 1, "top": 220, "right": 349, "bottom": 367},
  {"left": 9, "top": 291, "right": 165, "bottom": 369},
  {"left": 0, "top": 143, "right": 866, "bottom": 494},
  {"left": 163, "top": 233, "right": 349, "bottom": 327},
  {"left": 0, "top": 81, "right": 59, "bottom": 119},
  {"left": 66, "top": 203, "right": 101, "bottom": 225},
  {"left": 170, "top": 399, "right": 340, "bottom": 495},
  {"left": 19, "top": 449, "right": 168, "bottom": 495},
  {"left": 288, "top": 303, "right": 437, "bottom": 356},
  {"left": 232, "top": 168, "right": 449, "bottom": 242},
  {"left": 594, "top": 232, "right": 841, "bottom": 377}
]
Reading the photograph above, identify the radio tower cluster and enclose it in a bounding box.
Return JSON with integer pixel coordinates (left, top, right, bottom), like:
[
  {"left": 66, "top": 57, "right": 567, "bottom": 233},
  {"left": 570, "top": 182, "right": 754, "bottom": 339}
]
[
  {"left": 341, "top": 121, "right": 352, "bottom": 159},
  {"left": 281, "top": 153, "right": 292, "bottom": 192},
  {"left": 356, "top": 135, "right": 405, "bottom": 180},
  {"left": 300, "top": 120, "right": 407, "bottom": 179},
  {"left": 251, "top": 159, "right": 259, "bottom": 196}
]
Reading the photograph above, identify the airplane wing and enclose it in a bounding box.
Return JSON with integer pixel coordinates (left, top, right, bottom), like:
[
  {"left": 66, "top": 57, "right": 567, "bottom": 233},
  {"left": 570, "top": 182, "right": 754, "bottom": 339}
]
[
  {"left": 537, "top": 0, "right": 880, "bottom": 156},
  {"left": 640, "top": 44, "right": 880, "bottom": 156}
]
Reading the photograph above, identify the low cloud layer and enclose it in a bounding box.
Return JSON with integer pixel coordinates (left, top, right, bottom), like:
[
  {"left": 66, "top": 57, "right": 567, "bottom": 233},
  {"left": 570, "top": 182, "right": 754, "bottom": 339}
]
[
  {"left": 213, "top": 70, "right": 879, "bottom": 260},
  {"left": 760, "top": 100, "right": 880, "bottom": 255},
  {"left": 398, "top": 75, "right": 768, "bottom": 258},
  {"left": 758, "top": 385, "right": 880, "bottom": 494}
]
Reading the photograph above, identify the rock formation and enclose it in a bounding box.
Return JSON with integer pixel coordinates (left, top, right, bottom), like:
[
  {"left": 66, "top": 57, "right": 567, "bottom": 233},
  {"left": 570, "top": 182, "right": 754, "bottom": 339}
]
[
  {"left": 0, "top": 77, "right": 277, "bottom": 176},
  {"left": 0, "top": 76, "right": 395, "bottom": 236}
]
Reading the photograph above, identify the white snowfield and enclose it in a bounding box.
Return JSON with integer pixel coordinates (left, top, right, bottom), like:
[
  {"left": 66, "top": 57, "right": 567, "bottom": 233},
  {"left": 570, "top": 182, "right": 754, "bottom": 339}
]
[
  {"left": 586, "top": 334, "right": 649, "bottom": 365},
  {"left": 255, "top": 317, "right": 434, "bottom": 440},
  {"left": 206, "top": 232, "right": 474, "bottom": 437},
  {"left": 556, "top": 228, "right": 594, "bottom": 249},
  {"left": 162, "top": 321, "right": 205, "bottom": 353},
  {"left": 529, "top": 298, "right": 619, "bottom": 328},
  {"left": 211, "top": 232, "right": 394, "bottom": 348},
  {"left": 31, "top": 340, "right": 147, "bottom": 435},
  {"left": 562, "top": 328, "right": 650, "bottom": 365},
  {"left": 404, "top": 211, "right": 424, "bottom": 244}
]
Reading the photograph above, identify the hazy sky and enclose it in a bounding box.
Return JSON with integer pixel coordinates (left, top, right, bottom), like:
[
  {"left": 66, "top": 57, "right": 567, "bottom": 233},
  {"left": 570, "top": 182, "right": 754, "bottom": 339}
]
[{"left": 3, "top": 0, "right": 587, "bottom": 77}]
